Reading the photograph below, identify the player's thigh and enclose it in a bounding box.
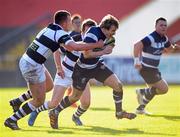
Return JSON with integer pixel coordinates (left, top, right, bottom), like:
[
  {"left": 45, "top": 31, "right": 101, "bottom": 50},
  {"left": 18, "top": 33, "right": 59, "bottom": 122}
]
[
  {"left": 44, "top": 67, "right": 54, "bottom": 92},
  {"left": 149, "top": 79, "right": 169, "bottom": 94},
  {"left": 49, "top": 85, "right": 67, "bottom": 108},
  {"left": 80, "top": 83, "right": 91, "bottom": 107},
  {"left": 103, "top": 74, "right": 123, "bottom": 92},
  {"left": 50, "top": 73, "right": 72, "bottom": 107}
]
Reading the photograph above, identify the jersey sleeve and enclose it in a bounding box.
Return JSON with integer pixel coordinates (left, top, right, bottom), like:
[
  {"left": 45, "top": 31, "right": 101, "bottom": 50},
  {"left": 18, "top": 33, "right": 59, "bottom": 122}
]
[
  {"left": 141, "top": 36, "right": 151, "bottom": 47},
  {"left": 83, "top": 28, "right": 98, "bottom": 43},
  {"left": 55, "top": 29, "right": 74, "bottom": 45},
  {"left": 59, "top": 46, "right": 66, "bottom": 54}
]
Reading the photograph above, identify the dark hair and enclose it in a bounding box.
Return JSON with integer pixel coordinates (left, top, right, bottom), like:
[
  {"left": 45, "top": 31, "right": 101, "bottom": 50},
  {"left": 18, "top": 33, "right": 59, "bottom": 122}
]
[
  {"left": 71, "top": 14, "right": 82, "bottom": 22},
  {"left": 99, "top": 14, "right": 119, "bottom": 30},
  {"left": 54, "top": 10, "right": 71, "bottom": 24},
  {"left": 156, "top": 17, "right": 167, "bottom": 25},
  {"left": 81, "top": 18, "right": 97, "bottom": 32}
]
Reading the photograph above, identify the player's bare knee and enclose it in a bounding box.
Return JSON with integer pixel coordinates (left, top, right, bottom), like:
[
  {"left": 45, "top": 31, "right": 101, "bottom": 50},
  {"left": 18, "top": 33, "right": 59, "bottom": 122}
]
[
  {"left": 46, "top": 84, "right": 53, "bottom": 92},
  {"left": 161, "top": 86, "right": 169, "bottom": 94},
  {"left": 114, "top": 82, "right": 123, "bottom": 92},
  {"left": 49, "top": 100, "right": 59, "bottom": 109},
  {"left": 157, "top": 86, "right": 169, "bottom": 94}
]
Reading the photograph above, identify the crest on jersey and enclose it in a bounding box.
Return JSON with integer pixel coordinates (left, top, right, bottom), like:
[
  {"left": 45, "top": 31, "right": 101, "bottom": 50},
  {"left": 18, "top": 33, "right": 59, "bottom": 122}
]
[
  {"left": 100, "top": 64, "right": 105, "bottom": 70},
  {"left": 81, "top": 77, "right": 87, "bottom": 84}
]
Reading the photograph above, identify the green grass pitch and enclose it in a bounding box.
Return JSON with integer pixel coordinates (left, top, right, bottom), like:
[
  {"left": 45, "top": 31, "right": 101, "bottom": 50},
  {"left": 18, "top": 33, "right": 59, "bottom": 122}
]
[{"left": 0, "top": 85, "right": 180, "bottom": 137}]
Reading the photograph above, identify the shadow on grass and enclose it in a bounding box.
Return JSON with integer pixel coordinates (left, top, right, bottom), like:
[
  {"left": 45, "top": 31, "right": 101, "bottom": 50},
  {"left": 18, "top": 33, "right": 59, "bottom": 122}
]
[
  {"left": 147, "top": 114, "right": 180, "bottom": 121},
  {"left": 64, "top": 125, "right": 176, "bottom": 136},
  {"left": 20, "top": 127, "right": 74, "bottom": 134},
  {"left": 20, "top": 125, "right": 176, "bottom": 136},
  {"left": 90, "top": 107, "right": 113, "bottom": 111}
]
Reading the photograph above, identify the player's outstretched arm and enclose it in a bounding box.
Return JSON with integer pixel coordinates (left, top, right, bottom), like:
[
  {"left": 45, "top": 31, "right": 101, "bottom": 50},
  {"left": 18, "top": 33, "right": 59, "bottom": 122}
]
[{"left": 65, "top": 40, "right": 104, "bottom": 51}]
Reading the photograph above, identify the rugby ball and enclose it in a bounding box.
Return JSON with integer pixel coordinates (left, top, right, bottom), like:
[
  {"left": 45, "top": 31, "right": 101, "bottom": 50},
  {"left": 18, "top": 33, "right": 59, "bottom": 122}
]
[{"left": 93, "top": 37, "right": 115, "bottom": 51}]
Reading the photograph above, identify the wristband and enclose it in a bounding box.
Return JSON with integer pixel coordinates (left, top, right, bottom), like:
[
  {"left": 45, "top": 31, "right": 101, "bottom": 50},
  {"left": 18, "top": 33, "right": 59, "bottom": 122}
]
[{"left": 134, "top": 57, "right": 141, "bottom": 65}]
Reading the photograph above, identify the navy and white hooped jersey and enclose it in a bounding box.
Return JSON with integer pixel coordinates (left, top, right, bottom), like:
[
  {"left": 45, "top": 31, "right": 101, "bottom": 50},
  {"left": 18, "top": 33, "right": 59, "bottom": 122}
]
[
  {"left": 141, "top": 31, "right": 171, "bottom": 68},
  {"left": 58, "top": 34, "right": 82, "bottom": 75},
  {"left": 78, "top": 26, "right": 106, "bottom": 69},
  {"left": 23, "top": 23, "right": 73, "bottom": 65}
]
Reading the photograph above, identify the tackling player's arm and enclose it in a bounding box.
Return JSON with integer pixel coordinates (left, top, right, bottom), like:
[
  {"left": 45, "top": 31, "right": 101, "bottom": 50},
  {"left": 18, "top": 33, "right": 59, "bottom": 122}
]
[
  {"left": 53, "top": 50, "right": 65, "bottom": 79},
  {"left": 64, "top": 40, "right": 104, "bottom": 52},
  {"left": 56, "top": 30, "right": 103, "bottom": 52},
  {"left": 133, "top": 41, "right": 143, "bottom": 70}
]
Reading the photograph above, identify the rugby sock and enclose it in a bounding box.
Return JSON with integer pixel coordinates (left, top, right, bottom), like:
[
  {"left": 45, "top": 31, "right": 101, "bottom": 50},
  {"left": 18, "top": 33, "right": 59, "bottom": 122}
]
[
  {"left": 142, "top": 87, "right": 156, "bottom": 99},
  {"left": 54, "top": 96, "right": 71, "bottom": 113},
  {"left": 137, "top": 104, "right": 146, "bottom": 110},
  {"left": 10, "top": 102, "right": 36, "bottom": 121},
  {"left": 67, "top": 87, "right": 78, "bottom": 108},
  {"left": 35, "top": 101, "right": 49, "bottom": 113},
  {"left": 140, "top": 87, "right": 157, "bottom": 104},
  {"left": 113, "top": 90, "right": 123, "bottom": 112},
  {"left": 13, "top": 90, "right": 32, "bottom": 105},
  {"left": 73, "top": 106, "right": 87, "bottom": 118}
]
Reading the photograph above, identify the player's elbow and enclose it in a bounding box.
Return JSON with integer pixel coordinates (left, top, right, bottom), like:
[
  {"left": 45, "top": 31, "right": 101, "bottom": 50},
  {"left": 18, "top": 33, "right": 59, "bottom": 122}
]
[{"left": 134, "top": 41, "right": 143, "bottom": 49}]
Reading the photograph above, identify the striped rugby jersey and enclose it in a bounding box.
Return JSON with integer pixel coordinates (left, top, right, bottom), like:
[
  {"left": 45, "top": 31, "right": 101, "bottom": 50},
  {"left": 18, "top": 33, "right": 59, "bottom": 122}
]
[
  {"left": 78, "top": 26, "right": 106, "bottom": 69},
  {"left": 59, "top": 32, "right": 104, "bottom": 74},
  {"left": 23, "top": 23, "right": 73, "bottom": 64},
  {"left": 141, "top": 31, "right": 171, "bottom": 68},
  {"left": 59, "top": 34, "right": 82, "bottom": 72}
]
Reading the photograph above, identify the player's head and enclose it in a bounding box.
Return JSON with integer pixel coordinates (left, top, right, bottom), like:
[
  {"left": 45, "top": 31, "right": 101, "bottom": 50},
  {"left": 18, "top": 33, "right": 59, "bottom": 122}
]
[
  {"left": 71, "top": 14, "right": 82, "bottom": 32},
  {"left": 99, "top": 14, "right": 119, "bottom": 38},
  {"left": 81, "top": 18, "right": 97, "bottom": 34},
  {"left": 54, "top": 10, "right": 72, "bottom": 31},
  {"left": 155, "top": 17, "right": 167, "bottom": 36}
]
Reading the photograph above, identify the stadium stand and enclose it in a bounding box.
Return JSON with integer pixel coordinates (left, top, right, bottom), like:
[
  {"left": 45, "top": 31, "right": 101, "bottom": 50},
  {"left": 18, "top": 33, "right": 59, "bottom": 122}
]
[{"left": 0, "top": 0, "right": 179, "bottom": 87}]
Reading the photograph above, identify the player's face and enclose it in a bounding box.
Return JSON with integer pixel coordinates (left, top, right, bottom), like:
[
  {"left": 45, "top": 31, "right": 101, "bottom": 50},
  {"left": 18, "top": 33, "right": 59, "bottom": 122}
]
[
  {"left": 106, "top": 25, "right": 117, "bottom": 38},
  {"left": 64, "top": 15, "right": 72, "bottom": 31},
  {"left": 72, "top": 18, "right": 81, "bottom": 32},
  {"left": 155, "top": 20, "right": 167, "bottom": 36}
]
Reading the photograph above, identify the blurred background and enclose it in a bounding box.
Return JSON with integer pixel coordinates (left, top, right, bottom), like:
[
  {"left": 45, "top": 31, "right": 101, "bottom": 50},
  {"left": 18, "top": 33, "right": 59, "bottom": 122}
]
[{"left": 0, "top": 0, "right": 179, "bottom": 87}]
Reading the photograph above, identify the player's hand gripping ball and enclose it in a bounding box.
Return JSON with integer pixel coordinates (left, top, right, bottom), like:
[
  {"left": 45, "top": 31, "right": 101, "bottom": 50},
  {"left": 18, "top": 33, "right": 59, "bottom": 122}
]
[
  {"left": 104, "top": 37, "right": 115, "bottom": 46},
  {"left": 93, "top": 37, "right": 115, "bottom": 51}
]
